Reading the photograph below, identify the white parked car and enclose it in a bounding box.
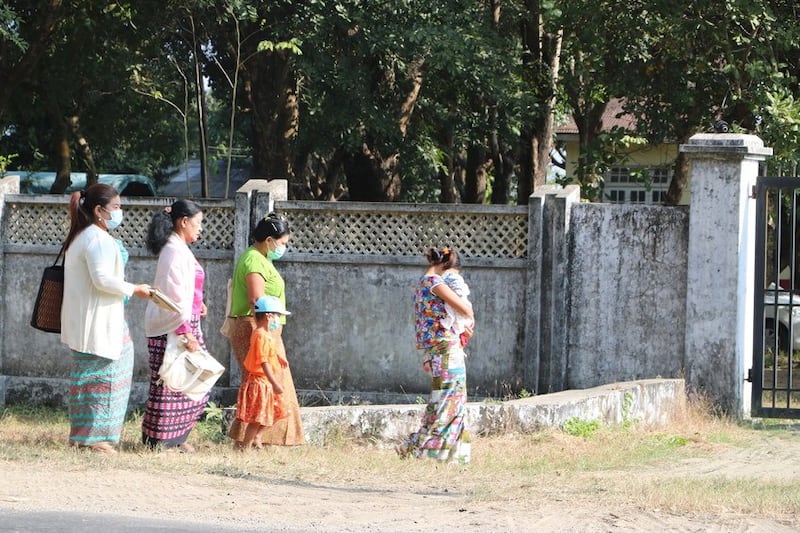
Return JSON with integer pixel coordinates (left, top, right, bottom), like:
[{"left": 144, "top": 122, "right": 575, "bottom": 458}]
[{"left": 763, "top": 283, "right": 800, "bottom": 354}]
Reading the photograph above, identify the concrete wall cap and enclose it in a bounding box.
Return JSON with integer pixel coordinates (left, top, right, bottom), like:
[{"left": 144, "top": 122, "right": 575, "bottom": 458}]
[{"left": 679, "top": 133, "right": 773, "bottom": 157}]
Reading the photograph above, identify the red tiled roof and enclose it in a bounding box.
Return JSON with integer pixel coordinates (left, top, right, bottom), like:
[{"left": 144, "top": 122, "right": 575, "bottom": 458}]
[{"left": 556, "top": 98, "right": 637, "bottom": 135}]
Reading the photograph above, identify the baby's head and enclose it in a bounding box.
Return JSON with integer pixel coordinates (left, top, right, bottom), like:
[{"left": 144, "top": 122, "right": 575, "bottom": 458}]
[{"left": 253, "top": 295, "right": 291, "bottom": 329}]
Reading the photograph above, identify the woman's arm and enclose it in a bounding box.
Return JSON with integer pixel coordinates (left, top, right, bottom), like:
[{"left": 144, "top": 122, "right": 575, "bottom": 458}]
[
  {"left": 432, "top": 282, "right": 474, "bottom": 320},
  {"left": 85, "top": 232, "right": 135, "bottom": 296},
  {"left": 245, "top": 272, "right": 265, "bottom": 308}
]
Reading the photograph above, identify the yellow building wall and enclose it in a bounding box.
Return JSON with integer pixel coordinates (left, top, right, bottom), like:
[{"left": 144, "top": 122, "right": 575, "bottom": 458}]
[{"left": 559, "top": 138, "right": 690, "bottom": 204}]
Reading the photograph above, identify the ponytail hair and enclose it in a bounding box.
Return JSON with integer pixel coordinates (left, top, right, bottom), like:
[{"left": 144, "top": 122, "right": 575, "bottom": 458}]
[
  {"left": 146, "top": 199, "right": 201, "bottom": 254},
  {"left": 64, "top": 183, "right": 119, "bottom": 250}
]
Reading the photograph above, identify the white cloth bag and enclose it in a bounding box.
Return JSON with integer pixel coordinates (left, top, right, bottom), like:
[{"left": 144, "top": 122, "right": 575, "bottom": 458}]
[{"left": 158, "top": 333, "right": 225, "bottom": 401}]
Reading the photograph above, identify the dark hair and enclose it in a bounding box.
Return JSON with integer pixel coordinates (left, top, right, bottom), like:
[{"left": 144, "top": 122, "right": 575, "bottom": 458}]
[
  {"left": 253, "top": 212, "right": 290, "bottom": 243},
  {"left": 146, "top": 199, "right": 202, "bottom": 254},
  {"left": 64, "top": 183, "right": 120, "bottom": 250},
  {"left": 425, "top": 247, "right": 461, "bottom": 269}
]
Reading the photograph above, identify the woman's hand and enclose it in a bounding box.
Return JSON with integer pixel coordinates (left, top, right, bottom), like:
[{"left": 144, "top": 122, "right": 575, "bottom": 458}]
[
  {"left": 181, "top": 334, "right": 200, "bottom": 352},
  {"left": 132, "top": 284, "right": 152, "bottom": 299},
  {"left": 200, "top": 302, "right": 208, "bottom": 317}
]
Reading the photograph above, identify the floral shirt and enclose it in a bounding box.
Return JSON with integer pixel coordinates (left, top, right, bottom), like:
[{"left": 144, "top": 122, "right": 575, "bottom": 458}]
[{"left": 414, "top": 274, "right": 453, "bottom": 350}]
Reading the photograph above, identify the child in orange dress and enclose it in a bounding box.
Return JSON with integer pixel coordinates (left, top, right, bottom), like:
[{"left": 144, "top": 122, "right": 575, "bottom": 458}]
[{"left": 234, "top": 295, "right": 290, "bottom": 450}]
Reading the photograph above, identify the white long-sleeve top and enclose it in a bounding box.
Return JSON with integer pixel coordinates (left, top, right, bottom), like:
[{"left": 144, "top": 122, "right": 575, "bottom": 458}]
[
  {"left": 144, "top": 233, "right": 196, "bottom": 337},
  {"left": 60, "top": 225, "right": 135, "bottom": 360}
]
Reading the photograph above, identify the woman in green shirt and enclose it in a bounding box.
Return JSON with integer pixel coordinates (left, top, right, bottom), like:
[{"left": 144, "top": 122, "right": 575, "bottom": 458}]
[{"left": 227, "top": 213, "right": 304, "bottom": 446}]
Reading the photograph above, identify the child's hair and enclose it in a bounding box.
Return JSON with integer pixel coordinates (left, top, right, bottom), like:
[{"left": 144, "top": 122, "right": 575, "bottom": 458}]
[{"left": 425, "top": 247, "right": 461, "bottom": 269}]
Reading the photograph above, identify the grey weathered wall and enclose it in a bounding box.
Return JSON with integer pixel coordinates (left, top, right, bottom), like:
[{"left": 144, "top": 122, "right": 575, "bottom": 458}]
[
  {"left": 0, "top": 187, "right": 692, "bottom": 407},
  {"left": 281, "top": 261, "right": 527, "bottom": 397},
  {"left": 0, "top": 187, "right": 533, "bottom": 406},
  {"left": 565, "top": 204, "right": 689, "bottom": 389}
]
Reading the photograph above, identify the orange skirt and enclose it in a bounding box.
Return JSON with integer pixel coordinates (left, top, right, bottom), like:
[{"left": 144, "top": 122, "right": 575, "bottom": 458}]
[{"left": 235, "top": 375, "right": 286, "bottom": 427}]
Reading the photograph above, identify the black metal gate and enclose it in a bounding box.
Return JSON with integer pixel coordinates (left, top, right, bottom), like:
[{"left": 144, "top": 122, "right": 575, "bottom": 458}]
[{"left": 753, "top": 175, "right": 800, "bottom": 417}]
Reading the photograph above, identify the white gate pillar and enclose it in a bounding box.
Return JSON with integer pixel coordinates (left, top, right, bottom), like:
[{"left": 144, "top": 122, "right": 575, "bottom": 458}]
[{"left": 681, "top": 134, "right": 772, "bottom": 417}]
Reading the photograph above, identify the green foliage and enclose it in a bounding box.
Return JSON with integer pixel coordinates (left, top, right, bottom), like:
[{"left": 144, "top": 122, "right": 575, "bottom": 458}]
[
  {"left": 562, "top": 417, "right": 601, "bottom": 439},
  {"left": 654, "top": 433, "right": 689, "bottom": 448},
  {"left": 0, "top": 153, "right": 17, "bottom": 175},
  {"left": 2, "top": 0, "right": 799, "bottom": 202},
  {"left": 257, "top": 37, "right": 303, "bottom": 54},
  {"left": 195, "top": 402, "right": 229, "bottom": 443},
  {"left": 0, "top": 3, "right": 26, "bottom": 52},
  {"left": 622, "top": 392, "right": 639, "bottom": 430}
]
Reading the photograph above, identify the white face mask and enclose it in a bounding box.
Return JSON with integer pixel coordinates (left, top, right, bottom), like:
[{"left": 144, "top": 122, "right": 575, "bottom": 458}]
[{"left": 104, "top": 208, "right": 124, "bottom": 230}]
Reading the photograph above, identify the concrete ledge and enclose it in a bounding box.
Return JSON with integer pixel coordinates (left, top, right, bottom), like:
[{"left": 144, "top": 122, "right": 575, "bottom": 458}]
[
  {"left": 300, "top": 379, "right": 686, "bottom": 445},
  {"left": 1, "top": 376, "right": 685, "bottom": 446}
]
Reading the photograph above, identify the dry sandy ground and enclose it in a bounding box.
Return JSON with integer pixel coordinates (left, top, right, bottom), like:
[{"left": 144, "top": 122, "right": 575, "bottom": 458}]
[{"left": 1, "top": 432, "right": 800, "bottom": 533}]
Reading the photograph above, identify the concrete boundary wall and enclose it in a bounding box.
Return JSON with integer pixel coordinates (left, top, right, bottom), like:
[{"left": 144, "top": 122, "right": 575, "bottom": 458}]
[{"left": 0, "top": 134, "right": 773, "bottom": 418}]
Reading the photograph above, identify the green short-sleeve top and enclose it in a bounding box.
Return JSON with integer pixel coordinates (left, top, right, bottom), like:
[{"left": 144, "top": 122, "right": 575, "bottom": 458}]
[{"left": 230, "top": 246, "right": 287, "bottom": 323}]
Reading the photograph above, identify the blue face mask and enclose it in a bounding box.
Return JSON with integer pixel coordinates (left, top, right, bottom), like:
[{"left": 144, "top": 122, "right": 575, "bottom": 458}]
[
  {"left": 104, "top": 208, "right": 124, "bottom": 230},
  {"left": 267, "top": 243, "right": 286, "bottom": 261},
  {"left": 268, "top": 317, "right": 280, "bottom": 331}
]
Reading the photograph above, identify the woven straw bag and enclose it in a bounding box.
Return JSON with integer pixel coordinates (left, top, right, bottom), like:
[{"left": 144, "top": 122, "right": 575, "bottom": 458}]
[{"left": 31, "top": 244, "right": 65, "bottom": 334}]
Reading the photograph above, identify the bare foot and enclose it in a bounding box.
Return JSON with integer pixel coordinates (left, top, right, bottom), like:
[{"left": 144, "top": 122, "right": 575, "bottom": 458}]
[{"left": 88, "top": 442, "right": 117, "bottom": 455}]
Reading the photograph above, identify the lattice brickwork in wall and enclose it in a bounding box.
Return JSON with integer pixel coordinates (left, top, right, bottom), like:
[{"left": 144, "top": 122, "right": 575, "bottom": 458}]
[
  {"left": 4, "top": 199, "right": 529, "bottom": 260},
  {"left": 276, "top": 203, "right": 529, "bottom": 260},
  {"left": 3, "top": 200, "right": 234, "bottom": 251}
]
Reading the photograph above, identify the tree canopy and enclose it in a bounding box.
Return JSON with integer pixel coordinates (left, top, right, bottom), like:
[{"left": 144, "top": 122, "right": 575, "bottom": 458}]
[{"left": 0, "top": 0, "right": 798, "bottom": 201}]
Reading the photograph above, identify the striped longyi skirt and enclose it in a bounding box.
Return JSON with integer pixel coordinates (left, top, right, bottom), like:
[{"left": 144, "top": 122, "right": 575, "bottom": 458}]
[
  {"left": 68, "top": 322, "right": 134, "bottom": 446},
  {"left": 141, "top": 317, "right": 209, "bottom": 449}
]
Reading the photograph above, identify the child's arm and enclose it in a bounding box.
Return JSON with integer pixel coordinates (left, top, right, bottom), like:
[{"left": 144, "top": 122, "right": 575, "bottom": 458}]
[{"left": 261, "top": 361, "right": 284, "bottom": 394}]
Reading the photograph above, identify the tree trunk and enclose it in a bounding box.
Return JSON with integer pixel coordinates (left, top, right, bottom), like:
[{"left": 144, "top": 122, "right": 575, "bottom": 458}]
[
  {"left": 244, "top": 51, "right": 298, "bottom": 181},
  {"left": 49, "top": 112, "right": 71, "bottom": 194},
  {"left": 665, "top": 150, "right": 690, "bottom": 205},
  {"left": 191, "top": 17, "right": 209, "bottom": 198},
  {"left": 573, "top": 100, "right": 608, "bottom": 196},
  {"left": 464, "top": 144, "right": 488, "bottom": 204},
  {"left": 518, "top": 1, "right": 563, "bottom": 204},
  {"left": 518, "top": 132, "right": 535, "bottom": 203},
  {"left": 66, "top": 114, "right": 97, "bottom": 185},
  {"left": 0, "top": 0, "right": 63, "bottom": 125},
  {"left": 489, "top": 109, "right": 513, "bottom": 204},
  {"left": 343, "top": 145, "right": 401, "bottom": 202},
  {"left": 436, "top": 130, "right": 458, "bottom": 203}
]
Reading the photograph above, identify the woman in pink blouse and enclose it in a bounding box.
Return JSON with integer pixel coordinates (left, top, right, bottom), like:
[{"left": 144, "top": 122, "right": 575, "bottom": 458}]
[{"left": 141, "top": 199, "right": 209, "bottom": 452}]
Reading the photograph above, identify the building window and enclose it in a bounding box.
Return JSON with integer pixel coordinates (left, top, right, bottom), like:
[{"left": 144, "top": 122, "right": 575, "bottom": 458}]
[
  {"left": 608, "top": 190, "right": 625, "bottom": 202},
  {"left": 603, "top": 166, "right": 671, "bottom": 204}
]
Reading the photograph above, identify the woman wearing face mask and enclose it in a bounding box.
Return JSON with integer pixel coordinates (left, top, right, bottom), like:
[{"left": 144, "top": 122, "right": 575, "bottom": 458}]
[
  {"left": 227, "top": 212, "right": 304, "bottom": 447},
  {"left": 141, "top": 199, "right": 209, "bottom": 452},
  {"left": 61, "top": 184, "right": 152, "bottom": 454}
]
